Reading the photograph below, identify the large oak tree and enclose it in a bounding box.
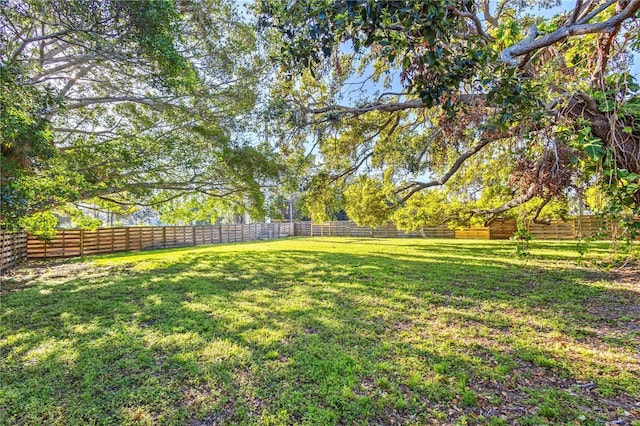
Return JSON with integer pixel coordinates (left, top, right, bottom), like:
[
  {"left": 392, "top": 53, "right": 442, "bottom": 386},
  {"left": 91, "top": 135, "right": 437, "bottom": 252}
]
[
  {"left": 258, "top": 0, "right": 640, "bottom": 234},
  {"left": 1, "top": 0, "right": 278, "bottom": 229}
]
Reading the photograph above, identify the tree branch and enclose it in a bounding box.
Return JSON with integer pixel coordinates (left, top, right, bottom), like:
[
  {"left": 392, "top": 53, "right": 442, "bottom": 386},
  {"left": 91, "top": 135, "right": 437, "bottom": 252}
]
[
  {"left": 57, "top": 64, "right": 97, "bottom": 98},
  {"left": 570, "top": 0, "right": 584, "bottom": 24},
  {"left": 64, "top": 96, "right": 175, "bottom": 111},
  {"left": 397, "top": 137, "right": 494, "bottom": 203},
  {"left": 7, "top": 27, "right": 89, "bottom": 63},
  {"left": 500, "top": 0, "right": 640, "bottom": 66},
  {"left": 299, "top": 94, "right": 486, "bottom": 115},
  {"left": 32, "top": 54, "right": 98, "bottom": 82},
  {"left": 531, "top": 197, "right": 552, "bottom": 224},
  {"left": 577, "top": 0, "right": 617, "bottom": 24},
  {"left": 482, "top": 0, "right": 499, "bottom": 28},
  {"left": 450, "top": 7, "right": 494, "bottom": 41}
]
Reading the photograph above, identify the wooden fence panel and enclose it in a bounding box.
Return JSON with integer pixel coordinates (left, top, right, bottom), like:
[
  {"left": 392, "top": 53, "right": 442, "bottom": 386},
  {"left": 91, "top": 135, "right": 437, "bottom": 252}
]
[
  {"left": 264, "top": 223, "right": 276, "bottom": 239},
  {"left": 1, "top": 231, "right": 28, "bottom": 271},
  {"left": 401, "top": 229, "right": 422, "bottom": 238},
  {"left": 455, "top": 228, "right": 491, "bottom": 240},
  {"left": 575, "top": 216, "right": 606, "bottom": 238},
  {"left": 421, "top": 225, "right": 455, "bottom": 238},
  {"left": 350, "top": 225, "right": 373, "bottom": 237},
  {"left": 528, "top": 221, "right": 575, "bottom": 240},
  {"left": 489, "top": 219, "right": 517, "bottom": 240},
  {"left": 294, "top": 222, "right": 311, "bottom": 236},
  {"left": 129, "top": 227, "right": 143, "bottom": 251},
  {"left": 25, "top": 223, "right": 294, "bottom": 260},
  {"left": 304, "top": 221, "right": 457, "bottom": 239}
]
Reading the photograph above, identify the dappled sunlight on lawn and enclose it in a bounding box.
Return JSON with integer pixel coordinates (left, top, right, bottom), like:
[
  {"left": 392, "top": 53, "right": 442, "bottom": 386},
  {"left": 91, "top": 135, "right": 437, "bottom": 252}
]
[{"left": 1, "top": 238, "right": 638, "bottom": 424}]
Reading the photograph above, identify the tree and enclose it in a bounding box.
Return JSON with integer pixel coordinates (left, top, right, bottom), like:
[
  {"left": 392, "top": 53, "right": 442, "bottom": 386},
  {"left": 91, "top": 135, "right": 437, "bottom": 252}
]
[
  {"left": 258, "top": 0, "right": 640, "bottom": 234},
  {"left": 1, "top": 0, "right": 279, "bottom": 230}
]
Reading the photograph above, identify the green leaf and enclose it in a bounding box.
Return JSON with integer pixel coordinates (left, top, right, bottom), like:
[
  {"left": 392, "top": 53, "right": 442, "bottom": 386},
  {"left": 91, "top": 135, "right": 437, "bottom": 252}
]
[
  {"left": 598, "top": 100, "right": 616, "bottom": 112},
  {"left": 583, "top": 139, "right": 604, "bottom": 161}
]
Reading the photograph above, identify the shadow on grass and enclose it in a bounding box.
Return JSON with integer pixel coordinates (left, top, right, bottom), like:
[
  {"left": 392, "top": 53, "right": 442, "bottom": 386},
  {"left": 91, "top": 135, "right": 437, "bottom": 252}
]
[{"left": 1, "top": 240, "right": 639, "bottom": 424}]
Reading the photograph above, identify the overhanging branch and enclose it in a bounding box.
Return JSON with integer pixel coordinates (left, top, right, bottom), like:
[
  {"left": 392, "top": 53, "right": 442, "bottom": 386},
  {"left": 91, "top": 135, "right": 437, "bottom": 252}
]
[{"left": 500, "top": 0, "right": 640, "bottom": 66}]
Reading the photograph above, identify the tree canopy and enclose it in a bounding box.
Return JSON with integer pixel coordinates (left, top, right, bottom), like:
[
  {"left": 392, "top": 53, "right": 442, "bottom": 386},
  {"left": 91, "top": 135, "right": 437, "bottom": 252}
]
[
  {"left": 258, "top": 0, "right": 640, "bottom": 234},
  {"left": 1, "top": 0, "right": 278, "bottom": 230}
]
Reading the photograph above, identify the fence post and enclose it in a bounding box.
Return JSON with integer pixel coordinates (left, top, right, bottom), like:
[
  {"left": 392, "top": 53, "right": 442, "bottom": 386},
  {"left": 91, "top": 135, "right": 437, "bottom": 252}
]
[
  {"left": 60, "top": 231, "right": 65, "bottom": 257},
  {"left": 162, "top": 226, "right": 167, "bottom": 248},
  {"left": 192, "top": 226, "right": 196, "bottom": 246},
  {"left": 79, "top": 229, "right": 84, "bottom": 256},
  {"left": 20, "top": 234, "right": 27, "bottom": 264},
  {"left": 12, "top": 234, "right": 15, "bottom": 263}
]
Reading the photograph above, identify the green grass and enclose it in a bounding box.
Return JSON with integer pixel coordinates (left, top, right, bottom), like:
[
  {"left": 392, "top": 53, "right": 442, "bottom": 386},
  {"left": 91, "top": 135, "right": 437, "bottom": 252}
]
[{"left": 1, "top": 238, "right": 639, "bottom": 425}]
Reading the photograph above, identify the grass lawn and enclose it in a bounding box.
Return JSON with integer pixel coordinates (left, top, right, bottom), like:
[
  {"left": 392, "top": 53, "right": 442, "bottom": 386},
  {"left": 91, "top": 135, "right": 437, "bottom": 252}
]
[{"left": 1, "top": 238, "right": 639, "bottom": 425}]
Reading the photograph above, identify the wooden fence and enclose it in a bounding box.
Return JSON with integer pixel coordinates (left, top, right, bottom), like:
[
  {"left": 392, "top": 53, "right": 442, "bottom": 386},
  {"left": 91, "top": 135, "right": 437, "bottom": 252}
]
[
  {"left": 294, "top": 221, "right": 455, "bottom": 238},
  {"left": 27, "top": 223, "right": 293, "bottom": 259},
  {"left": 528, "top": 221, "right": 576, "bottom": 240},
  {"left": 295, "top": 220, "right": 519, "bottom": 240},
  {"left": 452, "top": 219, "right": 517, "bottom": 240},
  {"left": 1, "top": 231, "right": 28, "bottom": 272},
  {"left": 1, "top": 216, "right": 632, "bottom": 270},
  {"left": 293, "top": 217, "right": 629, "bottom": 241},
  {"left": 454, "top": 227, "right": 491, "bottom": 240}
]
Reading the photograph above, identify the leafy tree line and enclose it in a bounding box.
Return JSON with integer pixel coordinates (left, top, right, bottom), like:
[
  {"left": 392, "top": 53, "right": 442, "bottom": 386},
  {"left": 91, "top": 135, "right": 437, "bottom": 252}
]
[
  {"left": 257, "top": 0, "right": 640, "bottom": 236},
  {"left": 2, "top": 0, "right": 639, "bottom": 239},
  {"left": 1, "top": 0, "right": 279, "bottom": 233}
]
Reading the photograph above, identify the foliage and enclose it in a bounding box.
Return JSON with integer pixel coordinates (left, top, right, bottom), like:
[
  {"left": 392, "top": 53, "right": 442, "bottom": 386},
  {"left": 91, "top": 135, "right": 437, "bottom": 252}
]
[
  {"left": 2, "top": 238, "right": 639, "bottom": 424},
  {"left": 511, "top": 223, "right": 533, "bottom": 260},
  {"left": 299, "top": 173, "right": 346, "bottom": 222},
  {"left": 392, "top": 189, "right": 458, "bottom": 230},
  {"left": 1, "top": 0, "right": 278, "bottom": 230},
  {"left": 18, "top": 211, "right": 58, "bottom": 241},
  {"left": 258, "top": 0, "right": 640, "bottom": 232},
  {"left": 60, "top": 205, "right": 104, "bottom": 231},
  {"left": 343, "top": 175, "right": 393, "bottom": 227}
]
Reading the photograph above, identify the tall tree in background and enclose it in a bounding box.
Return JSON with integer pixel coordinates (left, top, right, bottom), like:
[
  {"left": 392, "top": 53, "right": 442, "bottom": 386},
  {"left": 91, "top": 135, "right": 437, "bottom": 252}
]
[
  {"left": 1, "top": 0, "right": 278, "bottom": 230},
  {"left": 258, "top": 0, "right": 640, "bottom": 234}
]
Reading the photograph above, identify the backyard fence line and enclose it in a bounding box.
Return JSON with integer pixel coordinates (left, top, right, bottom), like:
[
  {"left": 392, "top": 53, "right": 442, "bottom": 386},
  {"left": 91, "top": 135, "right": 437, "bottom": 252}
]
[
  {"left": 295, "top": 219, "right": 510, "bottom": 240},
  {"left": 0, "top": 215, "right": 632, "bottom": 271},
  {"left": 27, "top": 222, "right": 293, "bottom": 260},
  {"left": 294, "top": 221, "right": 455, "bottom": 239},
  {"left": 0, "top": 231, "right": 28, "bottom": 272},
  {"left": 293, "top": 216, "right": 628, "bottom": 241}
]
